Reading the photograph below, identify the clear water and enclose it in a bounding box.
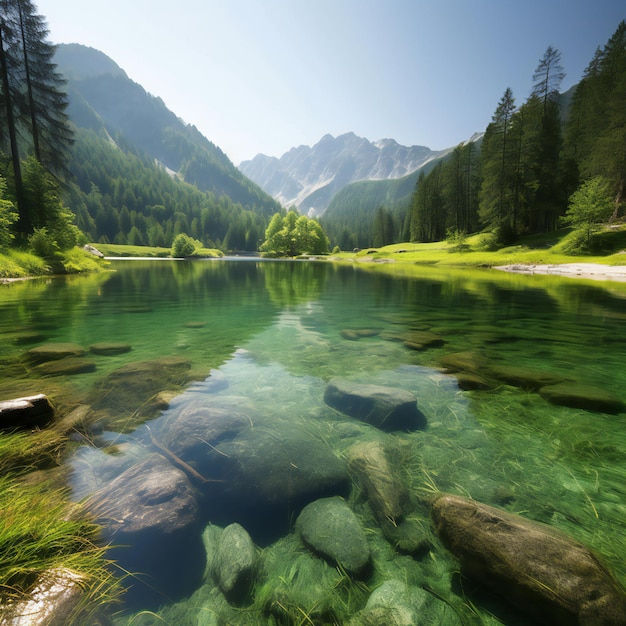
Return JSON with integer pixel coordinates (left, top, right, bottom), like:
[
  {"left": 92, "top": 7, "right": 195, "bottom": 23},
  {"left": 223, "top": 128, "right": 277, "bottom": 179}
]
[{"left": 2, "top": 259, "right": 626, "bottom": 625}]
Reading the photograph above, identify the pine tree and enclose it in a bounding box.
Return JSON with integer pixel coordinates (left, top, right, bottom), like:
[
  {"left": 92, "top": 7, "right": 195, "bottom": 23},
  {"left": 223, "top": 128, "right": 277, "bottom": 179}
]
[{"left": 0, "top": 0, "right": 73, "bottom": 235}]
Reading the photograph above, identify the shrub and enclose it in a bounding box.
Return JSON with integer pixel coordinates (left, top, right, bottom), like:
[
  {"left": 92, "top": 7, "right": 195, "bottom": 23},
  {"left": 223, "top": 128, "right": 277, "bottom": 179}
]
[{"left": 171, "top": 233, "right": 197, "bottom": 258}]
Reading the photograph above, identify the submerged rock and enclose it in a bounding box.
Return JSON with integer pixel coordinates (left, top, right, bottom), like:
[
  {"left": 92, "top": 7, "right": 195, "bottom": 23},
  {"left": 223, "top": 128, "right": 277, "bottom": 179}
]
[
  {"left": 348, "top": 579, "right": 462, "bottom": 626},
  {"left": 89, "top": 342, "right": 132, "bottom": 356},
  {"left": 27, "top": 343, "right": 86, "bottom": 363},
  {"left": 324, "top": 379, "right": 426, "bottom": 431},
  {"left": 539, "top": 382, "right": 625, "bottom": 414},
  {"left": 33, "top": 357, "right": 96, "bottom": 377},
  {"left": 88, "top": 356, "right": 192, "bottom": 430},
  {"left": 487, "top": 364, "right": 569, "bottom": 390},
  {"left": 431, "top": 493, "right": 626, "bottom": 625},
  {"left": 213, "top": 523, "right": 257, "bottom": 603},
  {"left": 296, "top": 496, "right": 371, "bottom": 577},
  {"left": 86, "top": 453, "right": 204, "bottom": 607}
]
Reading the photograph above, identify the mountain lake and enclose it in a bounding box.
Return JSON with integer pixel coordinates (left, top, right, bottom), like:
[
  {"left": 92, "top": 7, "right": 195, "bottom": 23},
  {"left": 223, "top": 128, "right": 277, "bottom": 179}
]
[{"left": 2, "top": 258, "right": 626, "bottom": 625}]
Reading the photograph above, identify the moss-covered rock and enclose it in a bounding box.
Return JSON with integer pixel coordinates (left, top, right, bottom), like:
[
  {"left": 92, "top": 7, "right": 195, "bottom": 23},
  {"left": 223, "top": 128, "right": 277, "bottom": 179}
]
[
  {"left": 27, "top": 343, "right": 86, "bottom": 363},
  {"left": 296, "top": 496, "right": 371, "bottom": 578},
  {"left": 487, "top": 364, "right": 569, "bottom": 390},
  {"left": 88, "top": 342, "right": 132, "bottom": 356},
  {"left": 34, "top": 357, "right": 96, "bottom": 377},
  {"left": 539, "top": 382, "right": 625, "bottom": 414}
]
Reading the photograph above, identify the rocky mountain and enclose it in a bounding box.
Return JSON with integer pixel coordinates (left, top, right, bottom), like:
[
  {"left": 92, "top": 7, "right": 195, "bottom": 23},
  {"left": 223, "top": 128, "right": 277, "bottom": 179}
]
[
  {"left": 54, "top": 44, "right": 280, "bottom": 216},
  {"left": 240, "top": 132, "right": 453, "bottom": 217}
]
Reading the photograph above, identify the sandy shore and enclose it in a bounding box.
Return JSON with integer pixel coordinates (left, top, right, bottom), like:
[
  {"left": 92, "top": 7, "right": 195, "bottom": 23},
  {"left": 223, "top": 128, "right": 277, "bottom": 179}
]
[{"left": 495, "top": 263, "right": 626, "bottom": 282}]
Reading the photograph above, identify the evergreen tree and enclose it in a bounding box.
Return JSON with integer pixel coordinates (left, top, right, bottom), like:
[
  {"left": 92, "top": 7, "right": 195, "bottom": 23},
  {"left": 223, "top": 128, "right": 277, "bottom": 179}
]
[
  {"left": 0, "top": 0, "right": 73, "bottom": 236},
  {"left": 478, "top": 88, "right": 518, "bottom": 238}
]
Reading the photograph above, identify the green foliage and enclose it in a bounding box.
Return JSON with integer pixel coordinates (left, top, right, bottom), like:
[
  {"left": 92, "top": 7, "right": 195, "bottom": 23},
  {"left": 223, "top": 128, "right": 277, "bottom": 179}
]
[
  {"left": 171, "top": 232, "right": 198, "bottom": 257},
  {"left": 561, "top": 177, "right": 614, "bottom": 252},
  {"left": 446, "top": 229, "right": 470, "bottom": 253},
  {"left": 0, "top": 176, "right": 18, "bottom": 249},
  {"left": 261, "top": 211, "right": 329, "bottom": 257}
]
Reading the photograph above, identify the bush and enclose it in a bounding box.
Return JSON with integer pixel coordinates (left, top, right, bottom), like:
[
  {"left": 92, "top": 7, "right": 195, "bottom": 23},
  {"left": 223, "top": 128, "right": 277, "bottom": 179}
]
[
  {"left": 171, "top": 233, "right": 197, "bottom": 258},
  {"left": 28, "top": 228, "right": 59, "bottom": 259}
]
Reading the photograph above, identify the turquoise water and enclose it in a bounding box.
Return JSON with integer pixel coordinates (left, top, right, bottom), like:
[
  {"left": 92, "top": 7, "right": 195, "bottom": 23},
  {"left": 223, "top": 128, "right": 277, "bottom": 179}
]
[{"left": 2, "top": 260, "right": 626, "bottom": 624}]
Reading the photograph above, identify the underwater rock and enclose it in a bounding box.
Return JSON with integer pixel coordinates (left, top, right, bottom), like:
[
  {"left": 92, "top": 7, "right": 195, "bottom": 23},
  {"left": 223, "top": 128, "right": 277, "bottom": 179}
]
[
  {"left": 259, "top": 535, "right": 351, "bottom": 624},
  {"left": 487, "top": 364, "right": 569, "bottom": 390},
  {"left": 86, "top": 453, "right": 204, "bottom": 607},
  {"left": 454, "top": 372, "right": 493, "bottom": 391},
  {"left": 0, "top": 393, "right": 54, "bottom": 430},
  {"left": 341, "top": 328, "right": 380, "bottom": 340},
  {"left": 159, "top": 404, "right": 249, "bottom": 465},
  {"left": 88, "top": 342, "right": 132, "bottom": 356},
  {"left": 27, "top": 342, "right": 86, "bottom": 363},
  {"left": 324, "top": 379, "right": 426, "bottom": 431},
  {"left": 348, "top": 579, "right": 462, "bottom": 626},
  {"left": 439, "top": 350, "right": 488, "bottom": 374},
  {"left": 213, "top": 523, "right": 257, "bottom": 603},
  {"left": 347, "top": 440, "right": 408, "bottom": 524},
  {"left": 347, "top": 440, "right": 431, "bottom": 555},
  {"left": 539, "top": 382, "right": 625, "bottom": 414},
  {"left": 207, "top": 426, "right": 351, "bottom": 541},
  {"left": 88, "top": 356, "right": 192, "bottom": 430},
  {"left": 296, "top": 496, "right": 371, "bottom": 577},
  {"left": 431, "top": 493, "right": 626, "bottom": 626},
  {"left": 33, "top": 357, "right": 96, "bottom": 377}
]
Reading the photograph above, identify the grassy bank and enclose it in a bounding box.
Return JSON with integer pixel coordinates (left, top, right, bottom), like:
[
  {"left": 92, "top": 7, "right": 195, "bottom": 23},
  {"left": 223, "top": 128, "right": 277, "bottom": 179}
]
[
  {"left": 95, "top": 243, "right": 223, "bottom": 258},
  {"left": 0, "top": 246, "right": 108, "bottom": 280},
  {"left": 329, "top": 227, "right": 626, "bottom": 268}
]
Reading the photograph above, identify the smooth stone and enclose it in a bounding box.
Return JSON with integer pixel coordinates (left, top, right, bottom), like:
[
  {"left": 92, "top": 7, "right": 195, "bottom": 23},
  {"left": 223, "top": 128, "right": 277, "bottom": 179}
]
[
  {"left": 487, "top": 364, "right": 569, "bottom": 390},
  {"left": 431, "top": 493, "right": 626, "bottom": 625},
  {"left": 89, "top": 342, "right": 132, "bottom": 356},
  {"left": 27, "top": 343, "right": 86, "bottom": 363},
  {"left": 296, "top": 496, "right": 371, "bottom": 577},
  {"left": 539, "top": 382, "right": 625, "bottom": 414},
  {"left": 213, "top": 523, "right": 257, "bottom": 603},
  {"left": 34, "top": 357, "right": 96, "bottom": 377},
  {"left": 324, "top": 378, "right": 426, "bottom": 431},
  {"left": 439, "top": 350, "right": 488, "bottom": 374},
  {"left": 341, "top": 328, "right": 379, "bottom": 340},
  {"left": 454, "top": 372, "right": 493, "bottom": 391},
  {"left": 86, "top": 453, "right": 203, "bottom": 607}
]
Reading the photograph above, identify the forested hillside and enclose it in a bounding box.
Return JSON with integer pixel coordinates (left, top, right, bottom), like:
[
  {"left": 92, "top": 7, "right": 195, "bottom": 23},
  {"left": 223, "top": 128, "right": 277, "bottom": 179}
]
[
  {"left": 406, "top": 25, "right": 625, "bottom": 248},
  {"left": 55, "top": 44, "right": 281, "bottom": 249}
]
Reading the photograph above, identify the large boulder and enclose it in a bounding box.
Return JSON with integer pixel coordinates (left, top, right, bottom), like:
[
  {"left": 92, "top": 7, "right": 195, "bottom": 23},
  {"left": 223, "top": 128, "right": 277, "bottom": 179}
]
[
  {"left": 86, "top": 453, "right": 204, "bottom": 608},
  {"left": 212, "top": 523, "right": 257, "bottom": 603},
  {"left": 431, "top": 493, "right": 626, "bottom": 625},
  {"left": 296, "top": 496, "right": 371, "bottom": 578},
  {"left": 324, "top": 379, "right": 426, "bottom": 431}
]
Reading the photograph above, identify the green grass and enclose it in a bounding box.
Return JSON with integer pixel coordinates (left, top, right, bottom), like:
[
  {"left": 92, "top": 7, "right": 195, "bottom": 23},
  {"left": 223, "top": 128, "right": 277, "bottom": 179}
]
[
  {"left": 331, "top": 226, "right": 626, "bottom": 268},
  {"left": 94, "top": 243, "right": 224, "bottom": 258}
]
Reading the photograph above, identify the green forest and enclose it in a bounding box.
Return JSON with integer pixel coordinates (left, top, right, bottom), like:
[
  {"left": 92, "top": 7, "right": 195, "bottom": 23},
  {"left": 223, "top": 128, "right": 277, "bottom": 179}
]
[{"left": 1, "top": 3, "right": 625, "bottom": 261}]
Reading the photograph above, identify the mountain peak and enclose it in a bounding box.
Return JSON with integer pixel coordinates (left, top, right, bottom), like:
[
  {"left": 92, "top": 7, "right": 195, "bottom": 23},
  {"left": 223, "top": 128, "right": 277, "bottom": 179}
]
[
  {"left": 54, "top": 43, "right": 127, "bottom": 81},
  {"left": 240, "top": 133, "right": 440, "bottom": 216}
]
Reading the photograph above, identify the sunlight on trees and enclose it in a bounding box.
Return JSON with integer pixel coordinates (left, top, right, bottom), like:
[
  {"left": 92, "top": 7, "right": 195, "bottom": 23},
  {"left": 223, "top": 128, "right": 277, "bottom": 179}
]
[{"left": 260, "top": 211, "right": 329, "bottom": 257}]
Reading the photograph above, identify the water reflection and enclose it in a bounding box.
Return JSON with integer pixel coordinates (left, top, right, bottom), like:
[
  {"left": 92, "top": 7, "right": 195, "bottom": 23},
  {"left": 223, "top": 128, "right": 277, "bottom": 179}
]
[{"left": 2, "top": 260, "right": 626, "bottom": 624}]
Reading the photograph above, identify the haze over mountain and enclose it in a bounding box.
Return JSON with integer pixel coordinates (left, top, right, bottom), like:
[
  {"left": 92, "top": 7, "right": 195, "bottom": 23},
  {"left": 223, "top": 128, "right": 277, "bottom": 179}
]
[
  {"left": 54, "top": 43, "right": 280, "bottom": 216},
  {"left": 240, "top": 133, "right": 460, "bottom": 217}
]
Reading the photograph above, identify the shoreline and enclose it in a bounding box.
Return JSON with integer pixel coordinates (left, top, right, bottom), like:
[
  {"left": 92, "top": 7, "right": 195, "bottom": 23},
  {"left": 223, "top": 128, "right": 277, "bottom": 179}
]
[{"left": 494, "top": 263, "right": 626, "bottom": 282}]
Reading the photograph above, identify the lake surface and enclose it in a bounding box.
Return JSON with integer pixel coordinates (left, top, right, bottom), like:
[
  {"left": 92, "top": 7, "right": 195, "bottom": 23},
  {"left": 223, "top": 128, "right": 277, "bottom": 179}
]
[{"left": 2, "top": 259, "right": 626, "bottom": 625}]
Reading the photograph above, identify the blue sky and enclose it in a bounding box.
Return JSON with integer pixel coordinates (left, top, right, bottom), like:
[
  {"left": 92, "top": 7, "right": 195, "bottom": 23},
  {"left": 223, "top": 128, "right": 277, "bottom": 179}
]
[{"left": 37, "top": 0, "right": 624, "bottom": 165}]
